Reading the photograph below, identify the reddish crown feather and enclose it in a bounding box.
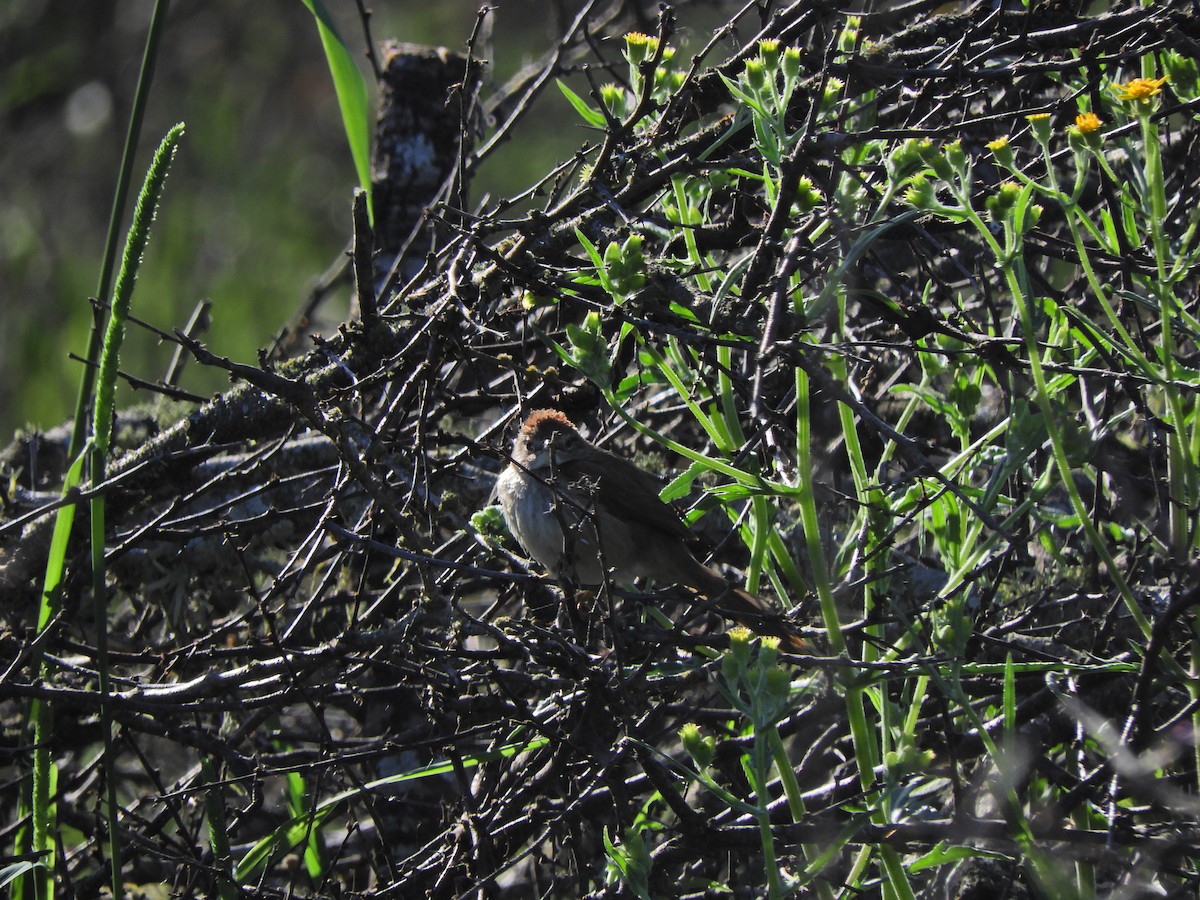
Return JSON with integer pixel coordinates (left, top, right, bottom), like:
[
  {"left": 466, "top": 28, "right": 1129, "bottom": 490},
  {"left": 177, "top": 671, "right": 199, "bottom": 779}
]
[{"left": 521, "top": 409, "right": 576, "bottom": 435}]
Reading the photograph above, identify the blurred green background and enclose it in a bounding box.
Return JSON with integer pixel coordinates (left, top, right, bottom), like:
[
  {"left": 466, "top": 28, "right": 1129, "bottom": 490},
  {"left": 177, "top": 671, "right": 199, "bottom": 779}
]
[{"left": 0, "top": 0, "right": 602, "bottom": 438}]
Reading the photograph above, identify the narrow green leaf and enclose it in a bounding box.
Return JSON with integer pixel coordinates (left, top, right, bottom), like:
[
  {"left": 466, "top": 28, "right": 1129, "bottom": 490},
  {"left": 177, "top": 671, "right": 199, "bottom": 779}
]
[
  {"left": 557, "top": 80, "right": 608, "bottom": 127},
  {"left": 908, "top": 842, "right": 1009, "bottom": 873},
  {"left": 574, "top": 226, "right": 612, "bottom": 291},
  {"left": 286, "top": 770, "right": 329, "bottom": 879},
  {"left": 0, "top": 861, "right": 45, "bottom": 890},
  {"left": 201, "top": 757, "right": 238, "bottom": 900},
  {"left": 236, "top": 737, "right": 547, "bottom": 882},
  {"left": 574, "top": 227, "right": 605, "bottom": 268},
  {"left": 298, "top": 0, "right": 373, "bottom": 224},
  {"left": 718, "top": 73, "right": 767, "bottom": 116},
  {"left": 37, "top": 449, "right": 88, "bottom": 631}
]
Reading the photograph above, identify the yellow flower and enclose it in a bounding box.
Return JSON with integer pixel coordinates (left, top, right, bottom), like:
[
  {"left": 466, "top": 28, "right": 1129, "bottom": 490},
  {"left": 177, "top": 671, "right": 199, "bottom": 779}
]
[
  {"left": 1114, "top": 76, "right": 1168, "bottom": 102},
  {"left": 1068, "top": 111, "right": 1104, "bottom": 152}
]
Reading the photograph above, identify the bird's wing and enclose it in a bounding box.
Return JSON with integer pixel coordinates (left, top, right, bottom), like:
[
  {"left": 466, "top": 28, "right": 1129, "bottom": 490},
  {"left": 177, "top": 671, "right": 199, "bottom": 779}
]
[{"left": 559, "top": 451, "right": 693, "bottom": 541}]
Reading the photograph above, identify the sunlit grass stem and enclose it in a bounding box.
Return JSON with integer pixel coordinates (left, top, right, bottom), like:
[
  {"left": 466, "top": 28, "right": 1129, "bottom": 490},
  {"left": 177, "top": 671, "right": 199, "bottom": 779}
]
[
  {"left": 21, "top": 6, "right": 173, "bottom": 899},
  {"left": 90, "top": 122, "right": 184, "bottom": 899}
]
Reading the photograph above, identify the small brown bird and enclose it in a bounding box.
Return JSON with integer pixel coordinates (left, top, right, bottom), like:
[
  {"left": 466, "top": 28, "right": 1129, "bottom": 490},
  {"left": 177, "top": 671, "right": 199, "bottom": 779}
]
[{"left": 495, "top": 409, "right": 807, "bottom": 650}]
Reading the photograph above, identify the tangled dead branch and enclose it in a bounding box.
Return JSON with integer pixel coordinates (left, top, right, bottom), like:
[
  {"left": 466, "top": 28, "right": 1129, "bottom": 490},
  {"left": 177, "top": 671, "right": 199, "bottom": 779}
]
[{"left": 4, "top": 0, "right": 1200, "bottom": 896}]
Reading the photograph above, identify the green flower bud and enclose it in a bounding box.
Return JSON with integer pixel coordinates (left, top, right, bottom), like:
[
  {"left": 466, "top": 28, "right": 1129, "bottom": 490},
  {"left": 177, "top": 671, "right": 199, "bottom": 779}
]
[
  {"left": 624, "top": 32, "right": 657, "bottom": 65},
  {"left": 744, "top": 58, "right": 767, "bottom": 92},
  {"left": 794, "top": 176, "right": 823, "bottom": 213},
  {"left": 1026, "top": 112, "right": 1052, "bottom": 145},
  {"left": 757, "top": 636, "right": 779, "bottom": 671},
  {"left": 759, "top": 39, "right": 781, "bottom": 71},
  {"left": 782, "top": 47, "right": 802, "bottom": 81},
  {"left": 621, "top": 233, "right": 644, "bottom": 267},
  {"left": 986, "top": 136, "right": 1014, "bottom": 169},
  {"left": 722, "top": 626, "right": 753, "bottom": 681},
  {"left": 887, "top": 138, "right": 926, "bottom": 179},
  {"left": 822, "top": 77, "right": 845, "bottom": 110},
  {"left": 903, "top": 173, "right": 936, "bottom": 209},
  {"left": 914, "top": 138, "right": 938, "bottom": 165},
  {"left": 566, "top": 312, "right": 611, "bottom": 386},
  {"left": 470, "top": 504, "right": 508, "bottom": 536},
  {"left": 838, "top": 16, "right": 861, "bottom": 53},
  {"left": 944, "top": 139, "right": 967, "bottom": 175},
  {"left": 986, "top": 180, "right": 1021, "bottom": 221},
  {"left": 927, "top": 145, "right": 955, "bottom": 182},
  {"left": 680, "top": 723, "right": 716, "bottom": 769},
  {"left": 764, "top": 664, "right": 791, "bottom": 701},
  {"left": 600, "top": 83, "right": 627, "bottom": 118}
]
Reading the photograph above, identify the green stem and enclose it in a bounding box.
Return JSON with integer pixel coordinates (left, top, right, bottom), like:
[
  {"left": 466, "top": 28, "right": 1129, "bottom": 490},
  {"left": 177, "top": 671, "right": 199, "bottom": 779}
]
[
  {"left": 796, "top": 361, "right": 914, "bottom": 899},
  {"left": 24, "top": 8, "right": 172, "bottom": 898},
  {"left": 88, "top": 120, "right": 183, "bottom": 899},
  {"left": 89, "top": 448, "right": 123, "bottom": 899},
  {"left": 958, "top": 170, "right": 1153, "bottom": 642},
  {"left": 752, "top": 732, "right": 784, "bottom": 898},
  {"left": 67, "top": 0, "right": 172, "bottom": 463},
  {"left": 998, "top": 256, "right": 1151, "bottom": 637},
  {"left": 202, "top": 756, "right": 239, "bottom": 900},
  {"left": 1138, "top": 108, "right": 1193, "bottom": 559},
  {"left": 770, "top": 730, "right": 835, "bottom": 898},
  {"left": 1191, "top": 625, "right": 1200, "bottom": 791}
]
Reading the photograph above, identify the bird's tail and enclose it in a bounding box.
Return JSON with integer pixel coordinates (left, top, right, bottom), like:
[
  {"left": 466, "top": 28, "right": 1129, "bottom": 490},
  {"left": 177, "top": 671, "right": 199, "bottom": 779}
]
[
  {"left": 679, "top": 558, "right": 809, "bottom": 651},
  {"left": 719, "top": 585, "right": 810, "bottom": 652}
]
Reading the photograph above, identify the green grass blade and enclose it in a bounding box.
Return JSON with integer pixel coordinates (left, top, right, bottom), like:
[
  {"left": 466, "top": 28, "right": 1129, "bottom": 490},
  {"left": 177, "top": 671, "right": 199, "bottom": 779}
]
[
  {"left": 26, "top": 449, "right": 86, "bottom": 900},
  {"left": 286, "top": 770, "right": 330, "bottom": 879},
  {"left": 0, "top": 861, "right": 45, "bottom": 890},
  {"left": 89, "top": 121, "right": 183, "bottom": 899},
  {"left": 298, "top": 0, "right": 373, "bottom": 223},
  {"left": 65, "top": 0, "right": 172, "bottom": 463}
]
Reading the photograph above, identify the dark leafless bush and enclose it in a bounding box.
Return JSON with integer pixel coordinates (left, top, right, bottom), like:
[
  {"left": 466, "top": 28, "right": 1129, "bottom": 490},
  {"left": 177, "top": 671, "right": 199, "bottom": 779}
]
[{"left": 4, "top": 0, "right": 1200, "bottom": 896}]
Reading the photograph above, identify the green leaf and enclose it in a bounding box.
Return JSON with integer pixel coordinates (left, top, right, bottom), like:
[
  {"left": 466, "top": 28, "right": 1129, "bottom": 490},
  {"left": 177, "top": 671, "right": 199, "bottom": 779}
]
[
  {"left": 0, "top": 861, "right": 45, "bottom": 890},
  {"left": 718, "top": 73, "right": 767, "bottom": 116},
  {"left": 574, "top": 227, "right": 605, "bottom": 268},
  {"left": 908, "top": 842, "right": 1010, "bottom": 872},
  {"left": 557, "top": 80, "right": 608, "bottom": 127},
  {"left": 236, "top": 737, "right": 547, "bottom": 882},
  {"left": 37, "top": 448, "right": 88, "bottom": 631},
  {"left": 574, "top": 226, "right": 613, "bottom": 292},
  {"left": 298, "top": 0, "right": 373, "bottom": 224}
]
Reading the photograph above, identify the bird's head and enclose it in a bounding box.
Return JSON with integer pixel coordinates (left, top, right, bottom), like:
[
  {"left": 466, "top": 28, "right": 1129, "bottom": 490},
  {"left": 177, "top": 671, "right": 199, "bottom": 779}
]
[{"left": 513, "top": 409, "right": 588, "bottom": 468}]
